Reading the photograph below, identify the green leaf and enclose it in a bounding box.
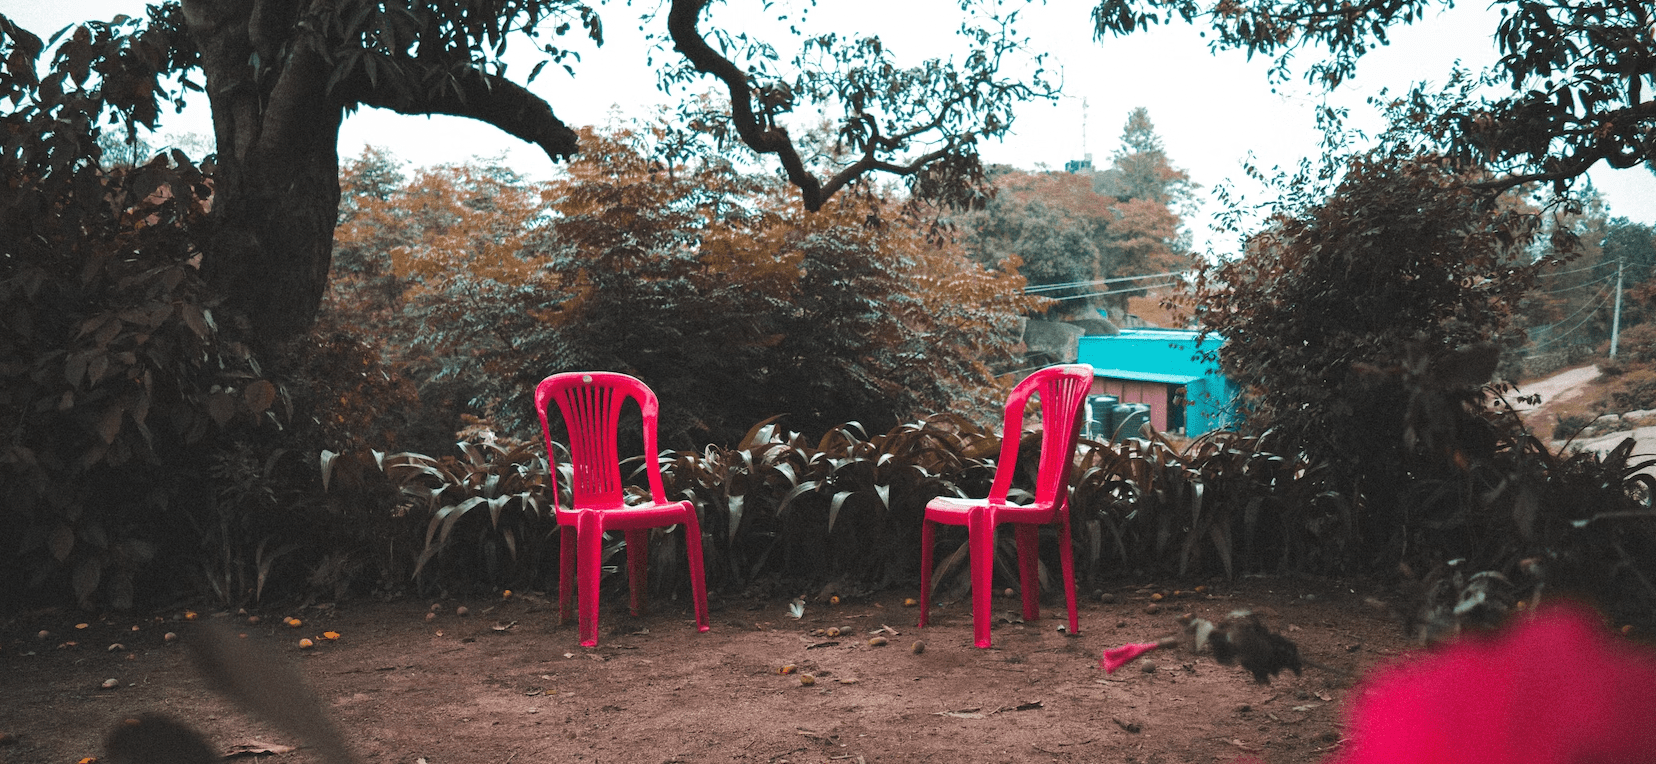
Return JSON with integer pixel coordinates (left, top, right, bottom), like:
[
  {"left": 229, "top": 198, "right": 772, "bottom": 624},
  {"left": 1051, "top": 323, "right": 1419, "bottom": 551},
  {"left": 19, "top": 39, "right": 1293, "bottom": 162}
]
[
  {"left": 207, "top": 392, "right": 236, "bottom": 426},
  {"left": 98, "top": 403, "right": 124, "bottom": 444},
  {"left": 726, "top": 494, "right": 744, "bottom": 543},
  {"left": 827, "top": 491, "right": 853, "bottom": 532},
  {"left": 242, "top": 380, "right": 276, "bottom": 413},
  {"left": 773, "top": 480, "right": 820, "bottom": 519},
  {"left": 320, "top": 450, "right": 339, "bottom": 492},
  {"left": 49, "top": 524, "right": 75, "bottom": 562},
  {"left": 72, "top": 556, "right": 102, "bottom": 607}
]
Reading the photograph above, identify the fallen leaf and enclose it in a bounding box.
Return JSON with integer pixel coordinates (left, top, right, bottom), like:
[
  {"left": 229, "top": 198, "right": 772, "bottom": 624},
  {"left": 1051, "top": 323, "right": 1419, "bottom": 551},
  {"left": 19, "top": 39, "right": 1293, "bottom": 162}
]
[
  {"left": 224, "top": 740, "right": 297, "bottom": 757},
  {"left": 933, "top": 707, "right": 986, "bottom": 719},
  {"left": 997, "top": 700, "right": 1044, "bottom": 713},
  {"left": 1112, "top": 717, "right": 1142, "bottom": 733},
  {"left": 491, "top": 621, "right": 517, "bottom": 632}
]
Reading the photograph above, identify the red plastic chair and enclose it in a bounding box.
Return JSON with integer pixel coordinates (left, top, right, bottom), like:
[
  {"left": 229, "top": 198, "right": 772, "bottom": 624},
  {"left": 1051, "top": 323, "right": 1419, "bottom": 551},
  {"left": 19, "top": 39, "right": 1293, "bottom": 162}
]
[
  {"left": 919, "top": 364, "right": 1093, "bottom": 648},
  {"left": 535, "top": 371, "right": 710, "bottom": 647}
]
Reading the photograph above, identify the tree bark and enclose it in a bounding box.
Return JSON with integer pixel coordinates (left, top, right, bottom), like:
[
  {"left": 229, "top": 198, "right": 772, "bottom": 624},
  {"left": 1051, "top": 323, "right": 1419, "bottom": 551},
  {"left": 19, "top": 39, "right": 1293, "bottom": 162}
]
[
  {"left": 179, "top": 0, "right": 581, "bottom": 352},
  {"left": 182, "top": 0, "right": 342, "bottom": 352}
]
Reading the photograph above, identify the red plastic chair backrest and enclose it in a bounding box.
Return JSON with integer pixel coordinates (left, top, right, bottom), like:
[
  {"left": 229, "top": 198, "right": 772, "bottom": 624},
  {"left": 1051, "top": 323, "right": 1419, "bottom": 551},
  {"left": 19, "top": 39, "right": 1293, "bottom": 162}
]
[
  {"left": 535, "top": 372, "right": 670, "bottom": 511},
  {"left": 985, "top": 364, "right": 1094, "bottom": 513}
]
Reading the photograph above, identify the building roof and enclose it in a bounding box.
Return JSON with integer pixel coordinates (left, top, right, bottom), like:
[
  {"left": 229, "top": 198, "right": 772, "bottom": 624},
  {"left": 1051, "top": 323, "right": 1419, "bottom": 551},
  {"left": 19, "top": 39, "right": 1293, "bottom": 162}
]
[
  {"left": 1091, "top": 368, "right": 1207, "bottom": 385},
  {"left": 1077, "top": 329, "right": 1224, "bottom": 380}
]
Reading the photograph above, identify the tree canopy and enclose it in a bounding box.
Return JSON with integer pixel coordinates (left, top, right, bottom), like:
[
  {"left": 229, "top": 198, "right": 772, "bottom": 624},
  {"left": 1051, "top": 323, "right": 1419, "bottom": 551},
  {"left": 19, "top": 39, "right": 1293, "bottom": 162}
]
[
  {"left": 962, "top": 108, "right": 1189, "bottom": 320},
  {"left": 328, "top": 127, "right": 1039, "bottom": 448},
  {"left": 0, "top": 0, "right": 1057, "bottom": 352},
  {"left": 1092, "top": 0, "right": 1656, "bottom": 195}
]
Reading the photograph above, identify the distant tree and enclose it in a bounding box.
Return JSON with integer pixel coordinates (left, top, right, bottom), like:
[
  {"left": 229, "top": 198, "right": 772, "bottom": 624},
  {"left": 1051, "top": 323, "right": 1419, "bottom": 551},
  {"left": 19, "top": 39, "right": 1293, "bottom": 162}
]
[
  {"left": 326, "top": 126, "right": 1039, "bottom": 447},
  {"left": 963, "top": 170, "right": 1111, "bottom": 312},
  {"left": 1093, "top": 107, "right": 1194, "bottom": 209},
  {"left": 964, "top": 109, "right": 1188, "bottom": 319},
  {"left": 1092, "top": 0, "right": 1656, "bottom": 197}
]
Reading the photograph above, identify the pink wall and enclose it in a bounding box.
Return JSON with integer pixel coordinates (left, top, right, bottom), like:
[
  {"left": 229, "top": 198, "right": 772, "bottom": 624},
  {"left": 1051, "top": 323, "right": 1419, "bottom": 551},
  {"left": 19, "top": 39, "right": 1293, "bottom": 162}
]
[{"left": 1089, "top": 378, "right": 1172, "bottom": 432}]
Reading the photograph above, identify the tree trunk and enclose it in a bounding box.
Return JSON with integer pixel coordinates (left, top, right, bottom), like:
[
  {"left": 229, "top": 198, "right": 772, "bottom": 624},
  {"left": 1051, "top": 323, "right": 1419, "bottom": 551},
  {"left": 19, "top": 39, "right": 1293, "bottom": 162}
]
[{"left": 184, "top": 0, "right": 342, "bottom": 352}]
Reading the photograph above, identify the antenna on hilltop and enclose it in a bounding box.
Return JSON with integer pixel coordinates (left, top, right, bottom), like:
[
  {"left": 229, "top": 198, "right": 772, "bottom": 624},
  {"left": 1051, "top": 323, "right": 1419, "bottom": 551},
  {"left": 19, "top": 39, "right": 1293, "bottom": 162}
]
[
  {"left": 1081, "top": 96, "right": 1088, "bottom": 157},
  {"left": 1065, "top": 97, "right": 1094, "bottom": 174}
]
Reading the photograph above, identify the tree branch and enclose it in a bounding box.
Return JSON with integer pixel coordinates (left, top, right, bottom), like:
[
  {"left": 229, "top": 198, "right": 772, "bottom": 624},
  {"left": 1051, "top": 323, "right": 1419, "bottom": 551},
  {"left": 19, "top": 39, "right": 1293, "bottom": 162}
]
[
  {"left": 352, "top": 65, "right": 579, "bottom": 161},
  {"left": 1471, "top": 98, "right": 1656, "bottom": 192},
  {"left": 667, "top": 0, "right": 826, "bottom": 209}
]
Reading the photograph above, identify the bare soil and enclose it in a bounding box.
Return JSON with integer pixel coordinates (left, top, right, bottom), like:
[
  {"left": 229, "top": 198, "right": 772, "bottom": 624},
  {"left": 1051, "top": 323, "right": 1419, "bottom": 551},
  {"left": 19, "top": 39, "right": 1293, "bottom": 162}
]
[{"left": 1, "top": 578, "right": 1415, "bottom": 764}]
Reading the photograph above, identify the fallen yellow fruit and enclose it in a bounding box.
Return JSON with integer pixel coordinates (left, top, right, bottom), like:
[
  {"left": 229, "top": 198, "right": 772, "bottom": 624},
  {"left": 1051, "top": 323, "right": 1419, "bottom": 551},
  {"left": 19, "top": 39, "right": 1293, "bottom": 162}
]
[
  {"left": 299, "top": 638, "right": 314, "bottom": 649},
  {"left": 322, "top": 631, "right": 340, "bottom": 640}
]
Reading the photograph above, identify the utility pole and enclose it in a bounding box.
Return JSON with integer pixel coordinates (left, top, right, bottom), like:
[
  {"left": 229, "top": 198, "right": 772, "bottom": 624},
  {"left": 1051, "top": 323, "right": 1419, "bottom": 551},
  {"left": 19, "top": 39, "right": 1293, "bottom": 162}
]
[{"left": 1611, "top": 256, "right": 1624, "bottom": 358}]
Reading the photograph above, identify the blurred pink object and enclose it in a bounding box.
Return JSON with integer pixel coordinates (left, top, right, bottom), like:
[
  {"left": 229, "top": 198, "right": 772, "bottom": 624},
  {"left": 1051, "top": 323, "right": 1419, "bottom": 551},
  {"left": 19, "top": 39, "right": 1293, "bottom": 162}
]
[
  {"left": 1331, "top": 603, "right": 1656, "bottom": 764},
  {"left": 1100, "top": 641, "right": 1164, "bottom": 673}
]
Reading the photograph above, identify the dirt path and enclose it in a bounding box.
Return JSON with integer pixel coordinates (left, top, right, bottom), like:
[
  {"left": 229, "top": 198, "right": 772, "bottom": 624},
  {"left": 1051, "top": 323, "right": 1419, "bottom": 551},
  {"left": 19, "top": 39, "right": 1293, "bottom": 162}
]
[
  {"left": 1, "top": 580, "right": 1407, "bottom": 764},
  {"left": 1511, "top": 365, "right": 1601, "bottom": 413},
  {"left": 1514, "top": 364, "right": 1656, "bottom": 472}
]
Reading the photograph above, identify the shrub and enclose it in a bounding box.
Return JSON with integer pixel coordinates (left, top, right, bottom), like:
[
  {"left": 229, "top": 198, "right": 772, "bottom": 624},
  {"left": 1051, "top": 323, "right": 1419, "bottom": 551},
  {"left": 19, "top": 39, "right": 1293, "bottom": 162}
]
[{"left": 1607, "top": 369, "right": 1656, "bottom": 412}]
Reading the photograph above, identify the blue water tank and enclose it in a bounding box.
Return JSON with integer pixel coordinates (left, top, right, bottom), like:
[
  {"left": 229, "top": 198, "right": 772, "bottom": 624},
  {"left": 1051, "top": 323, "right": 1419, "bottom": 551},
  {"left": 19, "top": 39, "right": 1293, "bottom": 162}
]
[
  {"left": 1110, "top": 403, "right": 1151, "bottom": 441},
  {"left": 1083, "top": 395, "right": 1118, "bottom": 441}
]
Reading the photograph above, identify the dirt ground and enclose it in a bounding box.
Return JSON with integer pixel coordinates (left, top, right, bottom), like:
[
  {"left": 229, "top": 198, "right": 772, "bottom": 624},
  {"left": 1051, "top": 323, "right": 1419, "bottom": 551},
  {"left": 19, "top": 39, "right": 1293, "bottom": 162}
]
[{"left": 0, "top": 577, "right": 1419, "bottom": 764}]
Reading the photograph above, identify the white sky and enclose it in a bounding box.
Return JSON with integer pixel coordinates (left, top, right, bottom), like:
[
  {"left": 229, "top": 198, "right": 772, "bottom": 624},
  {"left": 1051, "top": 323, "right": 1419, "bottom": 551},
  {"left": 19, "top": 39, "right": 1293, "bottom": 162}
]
[{"left": 7, "top": 0, "right": 1654, "bottom": 257}]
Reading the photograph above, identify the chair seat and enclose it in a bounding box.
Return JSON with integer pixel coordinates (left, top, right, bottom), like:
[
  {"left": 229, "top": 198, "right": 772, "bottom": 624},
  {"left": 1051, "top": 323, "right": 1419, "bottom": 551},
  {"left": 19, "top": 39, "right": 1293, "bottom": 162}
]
[
  {"left": 556, "top": 500, "right": 697, "bottom": 531},
  {"left": 924, "top": 496, "right": 1059, "bottom": 525}
]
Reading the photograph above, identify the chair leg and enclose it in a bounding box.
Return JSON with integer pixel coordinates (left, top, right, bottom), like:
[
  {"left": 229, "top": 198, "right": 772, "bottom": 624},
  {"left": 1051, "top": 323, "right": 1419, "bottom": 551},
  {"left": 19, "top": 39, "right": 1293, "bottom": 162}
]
[
  {"left": 626, "top": 529, "right": 648, "bottom": 617},
  {"left": 577, "top": 511, "right": 604, "bottom": 647},
  {"left": 558, "top": 523, "right": 576, "bottom": 626},
  {"left": 1057, "top": 515, "right": 1079, "bottom": 636},
  {"left": 681, "top": 511, "right": 710, "bottom": 633},
  {"left": 1016, "top": 523, "right": 1041, "bottom": 622},
  {"left": 969, "top": 509, "right": 996, "bottom": 649},
  {"left": 918, "top": 519, "right": 935, "bottom": 629}
]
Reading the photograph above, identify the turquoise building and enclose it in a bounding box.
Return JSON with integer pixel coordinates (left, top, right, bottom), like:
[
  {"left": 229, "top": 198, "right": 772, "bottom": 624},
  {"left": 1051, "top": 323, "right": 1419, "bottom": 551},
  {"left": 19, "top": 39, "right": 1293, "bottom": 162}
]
[{"left": 1075, "top": 328, "right": 1240, "bottom": 437}]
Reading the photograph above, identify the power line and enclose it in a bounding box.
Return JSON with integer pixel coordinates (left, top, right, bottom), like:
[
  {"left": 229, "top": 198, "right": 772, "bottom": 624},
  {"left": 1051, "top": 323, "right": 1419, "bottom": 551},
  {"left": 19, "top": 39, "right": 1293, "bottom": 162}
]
[
  {"left": 1537, "top": 270, "right": 1618, "bottom": 294},
  {"left": 1043, "top": 280, "right": 1180, "bottom": 302},
  {"left": 1023, "top": 270, "right": 1185, "bottom": 294},
  {"left": 1528, "top": 284, "right": 1612, "bottom": 351},
  {"left": 1535, "top": 259, "right": 1619, "bottom": 279}
]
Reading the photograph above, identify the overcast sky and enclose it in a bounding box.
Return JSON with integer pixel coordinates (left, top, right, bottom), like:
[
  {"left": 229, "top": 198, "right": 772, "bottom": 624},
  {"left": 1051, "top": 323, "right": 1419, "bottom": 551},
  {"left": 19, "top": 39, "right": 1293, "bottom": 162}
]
[{"left": 8, "top": 0, "right": 1654, "bottom": 256}]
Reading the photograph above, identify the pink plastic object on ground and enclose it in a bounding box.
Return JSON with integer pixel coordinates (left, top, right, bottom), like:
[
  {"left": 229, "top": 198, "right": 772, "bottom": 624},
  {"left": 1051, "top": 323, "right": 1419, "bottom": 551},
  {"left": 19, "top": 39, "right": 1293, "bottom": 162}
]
[
  {"left": 918, "top": 364, "right": 1093, "bottom": 648},
  {"left": 1100, "top": 641, "right": 1165, "bottom": 673},
  {"left": 535, "top": 372, "right": 710, "bottom": 648},
  {"left": 1330, "top": 602, "right": 1656, "bottom": 764}
]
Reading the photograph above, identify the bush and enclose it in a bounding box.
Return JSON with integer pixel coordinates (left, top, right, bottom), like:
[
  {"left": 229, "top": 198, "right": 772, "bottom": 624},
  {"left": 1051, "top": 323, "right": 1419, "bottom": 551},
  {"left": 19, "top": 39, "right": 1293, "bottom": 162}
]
[{"left": 1607, "top": 369, "right": 1656, "bottom": 412}]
